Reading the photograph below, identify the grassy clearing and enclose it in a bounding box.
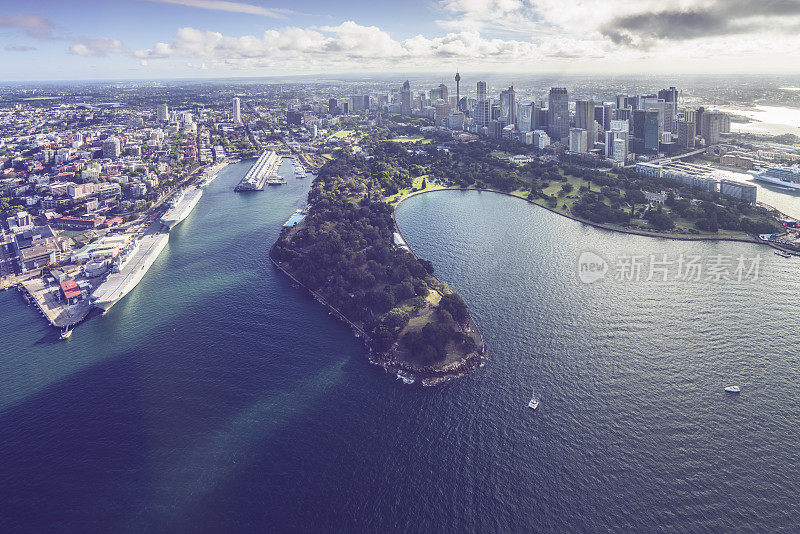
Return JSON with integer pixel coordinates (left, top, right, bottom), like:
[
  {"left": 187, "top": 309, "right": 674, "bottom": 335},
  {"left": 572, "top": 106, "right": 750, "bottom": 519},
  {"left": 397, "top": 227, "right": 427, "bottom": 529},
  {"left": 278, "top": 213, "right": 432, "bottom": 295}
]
[
  {"left": 327, "top": 129, "right": 354, "bottom": 140},
  {"left": 384, "top": 175, "right": 446, "bottom": 204},
  {"left": 388, "top": 134, "right": 426, "bottom": 143}
]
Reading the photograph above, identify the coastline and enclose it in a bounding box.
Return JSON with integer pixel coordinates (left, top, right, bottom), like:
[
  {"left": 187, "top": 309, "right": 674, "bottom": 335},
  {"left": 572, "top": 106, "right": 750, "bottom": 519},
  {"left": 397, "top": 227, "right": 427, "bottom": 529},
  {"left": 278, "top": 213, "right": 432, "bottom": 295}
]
[
  {"left": 269, "top": 242, "right": 486, "bottom": 386},
  {"left": 393, "top": 186, "right": 772, "bottom": 245}
]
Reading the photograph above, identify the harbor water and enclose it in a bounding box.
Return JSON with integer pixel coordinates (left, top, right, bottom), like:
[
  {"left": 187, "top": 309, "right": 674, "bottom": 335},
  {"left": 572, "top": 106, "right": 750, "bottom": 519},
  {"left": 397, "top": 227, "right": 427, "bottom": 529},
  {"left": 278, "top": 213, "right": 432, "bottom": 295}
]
[{"left": 1, "top": 166, "right": 799, "bottom": 531}]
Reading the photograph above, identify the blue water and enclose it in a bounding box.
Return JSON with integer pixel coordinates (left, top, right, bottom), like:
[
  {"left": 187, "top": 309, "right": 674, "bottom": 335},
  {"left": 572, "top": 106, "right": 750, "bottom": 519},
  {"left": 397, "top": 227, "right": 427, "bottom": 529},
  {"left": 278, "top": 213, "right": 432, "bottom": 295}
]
[{"left": 1, "top": 169, "right": 799, "bottom": 532}]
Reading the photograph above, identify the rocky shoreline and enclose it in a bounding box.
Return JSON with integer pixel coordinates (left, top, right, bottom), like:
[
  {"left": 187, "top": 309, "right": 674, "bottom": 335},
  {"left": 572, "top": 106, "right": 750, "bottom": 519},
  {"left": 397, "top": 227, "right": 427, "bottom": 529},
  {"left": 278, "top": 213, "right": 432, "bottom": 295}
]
[{"left": 268, "top": 243, "right": 486, "bottom": 385}]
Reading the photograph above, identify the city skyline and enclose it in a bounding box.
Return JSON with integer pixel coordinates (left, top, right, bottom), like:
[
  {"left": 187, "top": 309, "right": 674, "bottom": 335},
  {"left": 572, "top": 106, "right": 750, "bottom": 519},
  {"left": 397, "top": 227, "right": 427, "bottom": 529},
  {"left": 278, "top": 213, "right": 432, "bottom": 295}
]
[{"left": 3, "top": 0, "right": 800, "bottom": 80}]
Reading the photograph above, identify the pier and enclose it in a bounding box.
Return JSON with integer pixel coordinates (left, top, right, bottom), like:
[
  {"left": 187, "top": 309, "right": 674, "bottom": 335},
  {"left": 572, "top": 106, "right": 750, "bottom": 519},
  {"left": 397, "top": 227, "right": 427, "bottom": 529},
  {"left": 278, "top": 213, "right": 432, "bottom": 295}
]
[
  {"left": 234, "top": 151, "right": 280, "bottom": 191},
  {"left": 18, "top": 278, "right": 92, "bottom": 329}
]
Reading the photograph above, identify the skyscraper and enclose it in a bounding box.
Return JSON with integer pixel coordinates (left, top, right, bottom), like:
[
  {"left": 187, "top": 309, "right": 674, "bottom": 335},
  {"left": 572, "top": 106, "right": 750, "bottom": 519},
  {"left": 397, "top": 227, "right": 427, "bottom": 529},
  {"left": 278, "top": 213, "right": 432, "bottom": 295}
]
[
  {"left": 233, "top": 97, "right": 241, "bottom": 124},
  {"left": 500, "top": 86, "right": 516, "bottom": 127},
  {"left": 400, "top": 81, "right": 412, "bottom": 115},
  {"left": 516, "top": 100, "right": 535, "bottom": 133},
  {"left": 438, "top": 83, "right": 448, "bottom": 104},
  {"left": 328, "top": 98, "right": 338, "bottom": 114},
  {"left": 700, "top": 112, "right": 729, "bottom": 145},
  {"left": 575, "top": 100, "right": 596, "bottom": 147},
  {"left": 632, "top": 110, "right": 659, "bottom": 154},
  {"left": 658, "top": 87, "right": 679, "bottom": 133},
  {"left": 547, "top": 87, "right": 569, "bottom": 142},
  {"left": 476, "top": 81, "right": 486, "bottom": 103},
  {"left": 157, "top": 103, "right": 169, "bottom": 122}
]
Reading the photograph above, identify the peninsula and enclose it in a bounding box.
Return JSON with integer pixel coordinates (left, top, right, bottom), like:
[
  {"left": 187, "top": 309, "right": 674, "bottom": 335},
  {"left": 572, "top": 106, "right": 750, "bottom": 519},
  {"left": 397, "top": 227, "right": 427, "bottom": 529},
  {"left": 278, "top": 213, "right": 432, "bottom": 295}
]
[{"left": 271, "top": 147, "right": 485, "bottom": 384}]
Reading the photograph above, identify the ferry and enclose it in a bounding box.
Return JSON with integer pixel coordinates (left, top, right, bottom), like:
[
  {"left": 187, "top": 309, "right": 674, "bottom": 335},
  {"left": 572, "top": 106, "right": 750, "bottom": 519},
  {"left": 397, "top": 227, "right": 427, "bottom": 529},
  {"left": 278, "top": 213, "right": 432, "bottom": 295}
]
[
  {"left": 161, "top": 186, "right": 203, "bottom": 229},
  {"left": 724, "top": 385, "right": 741, "bottom": 394},
  {"left": 751, "top": 166, "right": 800, "bottom": 190}
]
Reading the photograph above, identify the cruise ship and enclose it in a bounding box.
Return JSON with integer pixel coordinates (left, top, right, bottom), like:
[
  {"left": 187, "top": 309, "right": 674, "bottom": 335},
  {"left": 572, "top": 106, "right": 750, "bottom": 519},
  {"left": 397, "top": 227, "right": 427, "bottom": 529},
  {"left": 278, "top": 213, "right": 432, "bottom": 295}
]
[
  {"left": 751, "top": 166, "right": 800, "bottom": 190},
  {"left": 161, "top": 186, "right": 203, "bottom": 229},
  {"left": 91, "top": 232, "right": 169, "bottom": 312},
  {"left": 235, "top": 151, "right": 280, "bottom": 191}
]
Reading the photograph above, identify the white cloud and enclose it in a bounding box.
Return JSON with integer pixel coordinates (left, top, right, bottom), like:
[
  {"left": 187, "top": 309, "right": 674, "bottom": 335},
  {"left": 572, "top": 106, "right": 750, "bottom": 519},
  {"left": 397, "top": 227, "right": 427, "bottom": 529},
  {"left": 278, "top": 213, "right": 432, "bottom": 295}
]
[
  {"left": 69, "top": 37, "right": 125, "bottom": 57},
  {"left": 145, "top": 0, "right": 291, "bottom": 18}
]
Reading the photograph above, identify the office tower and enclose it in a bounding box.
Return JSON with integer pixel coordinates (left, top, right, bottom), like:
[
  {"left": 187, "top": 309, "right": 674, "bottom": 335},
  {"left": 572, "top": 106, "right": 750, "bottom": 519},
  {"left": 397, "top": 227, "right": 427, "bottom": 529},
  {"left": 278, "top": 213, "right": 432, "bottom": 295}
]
[
  {"left": 157, "top": 103, "right": 169, "bottom": 122},
  {"left": 658, "top": 87, "right": 679, "bottom": 133},
  {"left": 340, "top": 101, "right": 349, "bottom": 114},
  {"left": 602, "top": 103, "right": 613, "bottom": 132},
  {"left": 328, "top": 98, "right": 337, "bottom": 114},
  {"left": 605, "top": 130, "right": 628, "bottom": 161},
  {"left": 233, "top": 97, "right": 241, "bottom": 124},
  {"left": 102, "top": 136, "right": 121, "bottom": 158},
  {"left": 569, "top": 128, "right": 588, "bottom": 153},
  {"left": 517, "top": 100, "right": 535, "bottom": 133},
  {"left": 477, "top": 81, "right": 487, "bottom": 102},
  {"left": 547, "top": 87, "right": 569, "bottom": 142},
  {"left": 434, "top": 101, "right": 452, "bottom": 125},
  {"left": 400, "top": 80, "right": 412, "bottom": 115},
  {"left": 532, "top": 130, "right": 550, "bottom": 149},
  {"left": 700, "top": 112, "right": 729, "bottom": 145},
  {"left": 575, "top": 100, "right": 596, "bottom": 147},
  {"left": 439, "top": 83, "right": 448, "bottom": 103},
  {"left": 677, "top": 120, "right": 696, "bottom": 148},
  {"left": 632, "top": 109, "right": 659, "bottom": 154},
  {"left": 475, "top": 99, "right": 491, "bottom": 128},
  {"left": 500, "top": 86, "right": 516, "bottom": 126},
  {"left": 695, "top": 107, "right": 705, "bottom": 136}
]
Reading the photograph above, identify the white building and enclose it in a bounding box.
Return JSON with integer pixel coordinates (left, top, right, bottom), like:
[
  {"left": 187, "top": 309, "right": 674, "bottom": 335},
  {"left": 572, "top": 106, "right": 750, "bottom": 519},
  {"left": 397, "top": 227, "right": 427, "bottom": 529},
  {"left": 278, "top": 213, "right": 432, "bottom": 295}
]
[
  {"left": 569, "top": 128, "right": 588, "bottom": 154},
  {"left": 532, "top": 130, "right": 550, "bottom": 149},
  {"left": 102, "top": 136, "right": 121, "bottom": 159},
  {"left": 157, "top": 104, "right": 169, "bottom": 122},
  {"left": 233, "top": 97, "right": 242, "bottom": 124}
]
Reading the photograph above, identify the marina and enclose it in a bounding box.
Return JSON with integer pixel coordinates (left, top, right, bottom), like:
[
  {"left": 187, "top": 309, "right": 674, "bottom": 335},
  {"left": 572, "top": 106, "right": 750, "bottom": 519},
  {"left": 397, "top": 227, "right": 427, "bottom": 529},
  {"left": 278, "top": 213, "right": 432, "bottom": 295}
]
[{"left": 234, "top": 151, "right": 280, "bottom": 191}]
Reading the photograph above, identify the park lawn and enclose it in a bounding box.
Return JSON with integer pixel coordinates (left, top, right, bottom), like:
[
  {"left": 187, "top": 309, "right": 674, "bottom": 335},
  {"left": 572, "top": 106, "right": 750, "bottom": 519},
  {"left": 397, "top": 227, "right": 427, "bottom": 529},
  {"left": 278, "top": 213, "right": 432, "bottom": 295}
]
[
  {"left": 385, "top": 175, "right": 445, "bottom": 204},
  {"left": 388, "top": 134, "right": 425, "bottom": 143},
  {"left": 327, "top": 129, "right": 354, "bottom": 140}
]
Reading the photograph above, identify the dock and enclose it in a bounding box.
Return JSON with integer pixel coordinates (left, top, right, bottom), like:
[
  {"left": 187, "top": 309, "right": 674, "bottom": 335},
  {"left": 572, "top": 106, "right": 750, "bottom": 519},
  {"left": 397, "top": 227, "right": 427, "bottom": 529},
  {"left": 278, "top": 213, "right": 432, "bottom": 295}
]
[
  {"left": 235, "top": 151, "right": 280, "bottom": 191},
  {"left": 18, "top": 278, "right": 92, "bottom": 329}
]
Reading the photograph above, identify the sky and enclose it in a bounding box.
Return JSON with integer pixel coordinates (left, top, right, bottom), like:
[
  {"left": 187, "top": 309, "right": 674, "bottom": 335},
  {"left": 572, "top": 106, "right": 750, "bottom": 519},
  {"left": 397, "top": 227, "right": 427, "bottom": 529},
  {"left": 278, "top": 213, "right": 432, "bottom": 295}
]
[{"left": 1, "top": 0, "right": 800, "bottom": 81}]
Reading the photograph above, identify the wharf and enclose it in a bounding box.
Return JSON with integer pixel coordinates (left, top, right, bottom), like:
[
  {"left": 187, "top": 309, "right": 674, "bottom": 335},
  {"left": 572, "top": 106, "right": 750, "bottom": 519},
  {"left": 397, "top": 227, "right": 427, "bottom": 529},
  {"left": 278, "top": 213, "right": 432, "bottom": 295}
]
[{"left": 18, "top": 278, "right": 92, "bottom": 329}]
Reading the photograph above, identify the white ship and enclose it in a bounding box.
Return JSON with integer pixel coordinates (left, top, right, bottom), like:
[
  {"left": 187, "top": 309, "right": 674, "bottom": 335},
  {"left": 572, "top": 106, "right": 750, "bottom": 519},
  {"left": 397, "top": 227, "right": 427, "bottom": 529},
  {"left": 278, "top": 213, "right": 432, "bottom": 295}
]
[
  {"left": 91, "top": 233, "right": 169, "bottom": 312},
  {"left": 294, "top": 158, "right": 307, "bottom": 178},
  {"left": 751, "top": 166, "right": 800, "bottom": 190},
  {"left": 161, "top": 187, "right": 203, "bottom": 229}
]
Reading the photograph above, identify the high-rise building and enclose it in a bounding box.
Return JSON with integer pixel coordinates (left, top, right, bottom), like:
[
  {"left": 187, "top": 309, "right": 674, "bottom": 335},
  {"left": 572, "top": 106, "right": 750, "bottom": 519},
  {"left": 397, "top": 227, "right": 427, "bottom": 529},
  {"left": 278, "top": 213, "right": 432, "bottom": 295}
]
[
  {"left": 516, "top": 100, "right": 535, "bottom": 133},
  {"left": 500, "top": 86, "right": 516, "bottom": 127},
  {"left": 233, "top": 97, "right": 242, "bottom": 124},
  {"left": 632, "top": 110, "right": 659, "bottom": 154},
  {"left": 547, "top": 87, "right": 569, "bottom": 142},
  {"left": 700, "top": 112, "right": 729, "bottom": 145},
  {"left": 605, "top": 130, "right": 628, "bottom": 161},
  {"left": 434, "top": 101, "right": 452, "bottom": 125},
  {"left": 569, "top": 128, "right": 588, "bottom": 154},
  {"left": 400, "top": 80, "right": 412, "bottom": 115},
  {"left": 157, "top": 104, "right": 169, "bottom": 122},
  {"left": 476, "top": 81, "right": 487, "bottom": 102},
  {"left": 658, "top": 87, "right": 679, "bottom": 133},
  {"left": 102, "top": 136, "right": 121, "bottom": 159},
  {"left": 328, "top": 98, "right": 338, "bottom": 114},
  {"left": 575, "top": 100, "right": 596, "bottom": 147},
  {"left": 677, "top": 120, "right": 696, "bottom": 148},
  {"left": 438, "top": 83, "right": 448, "bottom": 104}
]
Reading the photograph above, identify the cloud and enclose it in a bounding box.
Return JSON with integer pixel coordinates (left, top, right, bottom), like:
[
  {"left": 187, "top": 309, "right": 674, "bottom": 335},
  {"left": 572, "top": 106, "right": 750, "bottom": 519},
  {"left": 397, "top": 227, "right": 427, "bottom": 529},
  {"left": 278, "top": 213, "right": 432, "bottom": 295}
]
[
  {"left": 69, "top": 37, "right": 126, "bottom": 56},
  {"left": 0, "top": 13, "right": 55, "bottom": 39},
  {"left": 144, "top": 0, "right": 292, "bottom": 18},
  {"left": 600, "top": 0, "right": 800, "bottom": 47},
  {"left": 5, "top": 44, "right": 37, "bottom": 52}
]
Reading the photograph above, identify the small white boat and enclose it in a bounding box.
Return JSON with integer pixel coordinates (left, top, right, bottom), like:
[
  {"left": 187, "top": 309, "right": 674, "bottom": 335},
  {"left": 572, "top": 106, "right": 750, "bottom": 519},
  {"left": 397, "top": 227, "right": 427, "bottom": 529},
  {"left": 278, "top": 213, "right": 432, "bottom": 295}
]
[
  {"left": 60, "top": 328, "right": 72, "bottom": 340},
  {"left": 724, "top": 385, "right": 741, "bottom": 393},
  {"left": 528, "top": 389, "right": 539, "bottom": 410}
]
